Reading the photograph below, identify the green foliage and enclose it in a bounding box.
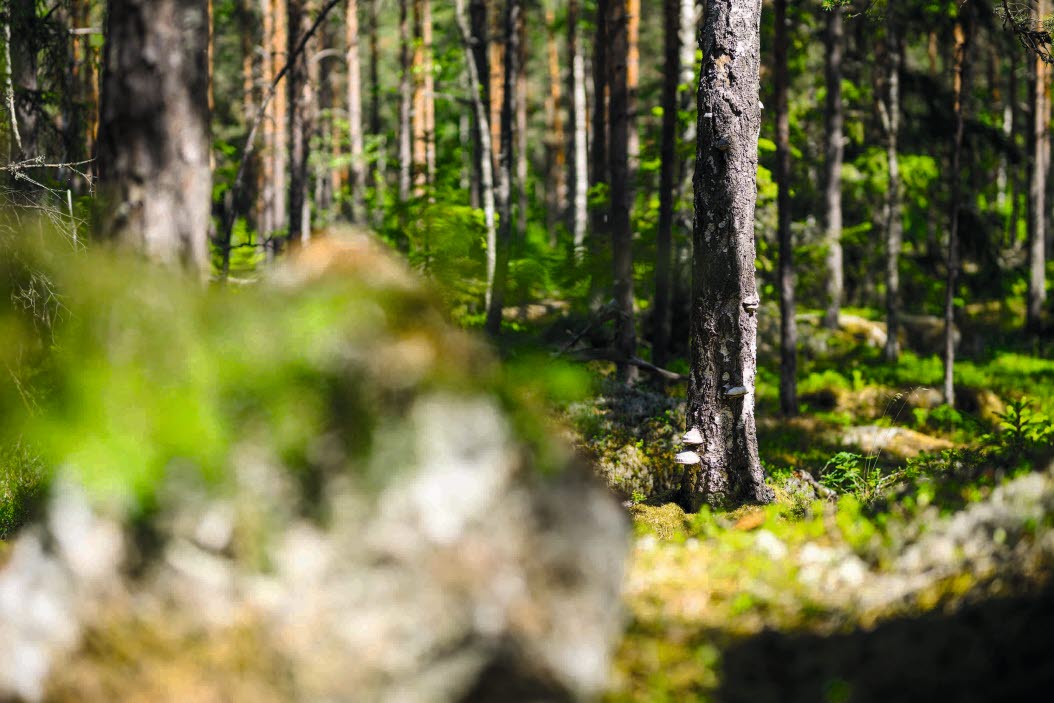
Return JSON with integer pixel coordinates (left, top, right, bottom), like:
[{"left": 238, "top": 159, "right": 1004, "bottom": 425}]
[{"left": 0, "top": 442, "right": 46, "bottom": 539}]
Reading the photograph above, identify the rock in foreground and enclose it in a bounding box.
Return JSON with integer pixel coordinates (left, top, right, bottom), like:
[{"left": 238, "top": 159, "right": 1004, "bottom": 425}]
[{"left": 0, "top": 234, "right": 628, "bottom": 702}]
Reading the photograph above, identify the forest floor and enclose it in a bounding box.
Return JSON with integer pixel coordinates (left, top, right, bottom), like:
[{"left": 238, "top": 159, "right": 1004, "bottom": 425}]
[{"left": 546, "top": 304, "right": 1054, "bottom": 702}]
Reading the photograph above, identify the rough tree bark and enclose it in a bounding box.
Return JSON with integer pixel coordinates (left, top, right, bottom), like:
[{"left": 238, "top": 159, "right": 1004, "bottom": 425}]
[
  {"left": 774, "top": 0, "right": 796, "bottom": 417},
  {"left": 1028, "top": 0, "right": 1048, "bottom": 334},
  {"left": 880, "top": 8, "right": 903, "bottom": 363},
  {"left": 95, "top": 0, "right": 211, "bottom": 272},
  {"left": 347, "top": 0, "right": 367, "bottom": 222},
  {"left": 485, "top": 0, "right": 520, "bottom": 336},
  {"left": 653, "top": 0, "right": 680, "bottom": 371},
  {"left": 822, "top": 6, "right": 844, "bottom": 330},
  {"left": 609, "top": 0, "right": 638, "bottom": 382},
  {"left": 681, "top": 0, "right": 774, "bottom": 509},
  {"left": 945, "top": 14, "right": 970, "bottom": 407}
]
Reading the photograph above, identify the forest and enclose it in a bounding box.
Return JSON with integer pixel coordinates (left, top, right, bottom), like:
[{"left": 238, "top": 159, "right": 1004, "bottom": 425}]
[{"left": 1, "top": 0, "right": 1054, "bottom": 700}]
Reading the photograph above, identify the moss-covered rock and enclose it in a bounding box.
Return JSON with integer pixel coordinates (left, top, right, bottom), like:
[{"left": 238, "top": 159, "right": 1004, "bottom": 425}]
[{"left": 0, "top": 232, "right": 628, "bottom": 702}]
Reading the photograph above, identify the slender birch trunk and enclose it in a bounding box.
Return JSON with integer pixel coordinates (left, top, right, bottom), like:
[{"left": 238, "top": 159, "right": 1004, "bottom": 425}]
[
  {"left": 568, "top": 0, "right": 588, "bottom": 256},
  {"left": 881, "top": 11, "right": 902, "bottom": 362},
  {"left": 1028, "top": 0, "right": 1048, "bottom": 334}
]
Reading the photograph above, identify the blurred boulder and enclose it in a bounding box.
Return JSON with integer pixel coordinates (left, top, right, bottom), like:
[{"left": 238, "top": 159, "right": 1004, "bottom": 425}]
[{"left": 0, "top": 232, "right": 628, "bottom": 702}]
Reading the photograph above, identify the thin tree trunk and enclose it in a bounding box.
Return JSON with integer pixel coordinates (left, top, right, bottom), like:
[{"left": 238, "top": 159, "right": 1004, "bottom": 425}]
[
  {"left": 609, "top": 0, "right": 637, "bottom": 382},
  {"left": 9, "top": 0, "right": 38, "bottom": 158},
  {"left": 590, "top": 0, "right": 609, "bottom": 255},
  {"left": 881, "top": 10, "right": 902, "bottom": 363},
  {"left": 775, "top": 0, "right": 796, "bottom": 416},
  {"left": 654, "top": 0, "right": 680, "bottom": 370},
  {"left": 259, "top": 0, "right": 275, "bottom": 241},
  {"left": 422, "top": 0, "right": 435, "bottom": 185},
  {"left": 1029, "top": 0, "right": 1048, "bottom": 334},
  {"left": 544, "top": 1, "right": 567, "bottom": 245},
  {"left": 95, "top": 0, "right": 211, "bottom": 272},
  {"left": 455, "top": 0, "right": 498, "bottom": 319},
  {"left": 412, "top": 0, "right": 427, "bottom": 194},
  {"left": 469, "top": 0, "right": 489, "bottom": 209},
  {"left": 683, "top": 0, "right": 773, "bottom": 509},
  {"left": 626, "top": 0, "right": 640, "bottom": 183},
  {"left": 515, "top": 5, "right": 529, "bottom": 246},
  {"left": 272, "top": 0, "right": 289, "bottom": 252},
  {"left": 368, "top": 0, "right": 380, "bottom": 135},
  {"left": 485, "top": 0, "right": 520, "bottom": 336},
  {"left": 489, "top": 0, "right": 504, "bottom": 178},
  {"left": 287, "top": 0, "right": 314, "bottom": 246},
  {"left": 398, "top": 0, "right": 412, "bottom": 204},
  {"left": 347, "top": 0, "right": 366, "bottom": 222},
  {"left": 567, "top": 0, "right": 588, "bottom": 256},
  {"left": 822, "top": 7, "right": 844, "bottom": 330},
  {"left": 945, "top": 15, "right": 970, "bottom": 407}
]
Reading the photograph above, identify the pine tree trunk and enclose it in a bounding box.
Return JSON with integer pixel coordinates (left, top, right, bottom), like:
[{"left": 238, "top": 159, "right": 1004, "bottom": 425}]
[
  {"left": 682, "top": 0, "right": 773, "bottom": 510},
  {"left": 398, "top": 0, "right": 412, "bottom": 204},
  {"left": 95, "top": 0, "right": 211, "bottom": 272},
  {"left": 626, "top": 0, "right": 640, "bottom": 184},
  {"left": 271, "top": 0, "right": 289, "bottom": 252},
  {"left": 515, "top": 6, "right": 529, "bottom": 247},
  {"left": 775, "top": 0, "right": 796, "bottom": 417},
  {"left": 544, "top": 1, "right": 567, "bottom": 245},
  {"left": 287, "top": 0, "right": 314, "bottom": 246},
  {"left": 945, "top": 14, "right": 970, "bottom": 407},
  {"left": 567, "top": 0, "right": 589, "bottom": 256},
  {"left": 258, "top": 0, "right": 276, "bottom": 241},
  {"left": 822, "top": 6, "right": 844, "bottom": 330},
  {"left": 654, "top": 0, "right": 679, "bottom": 371},
  {"left": 347, "top": 0, "right": 367, "bottom": 222},
  {"left": 368, "top": 0, "right": 380, "bottom": 135},
  {"left": 485, "top": 0, "right": 519, "bottom": 336},
  {"left": 590, "top": 0, "right": 609, "bottom": 258},
  {"left": 609, "top": 0, "right": 637, "bottom": 382},
  {"left": 882, "top": 10, "right": 902, "bottom": 363},
  {"left": 1028, "top": 0, "right": 1048, "bottom": 334}
]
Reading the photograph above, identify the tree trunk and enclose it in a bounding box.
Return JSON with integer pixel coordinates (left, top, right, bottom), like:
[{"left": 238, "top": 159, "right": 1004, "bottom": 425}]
[
  {"left": 489, "top": 0, "right": 504, "bottom": 179},
  {"left": 9, "top": 0, "right": 38, "bottom": 158},
  {"left": 682, "top": 0, "right": 773, "bottom": 509},
  {"left": 515, "top": 5, "right": 529, "bottom": 248},
  {"left": 347, "top": 0, "right": 367, "bottom": 222},
  {"left": 455, "top": 0, "right": 498, "bottom": 323},
  {"left": 368, "top": 0, "right": 380, "bottom": 136},
  {"left": 590, "top": 0, "right": 609, "bottom": 261},
  {"left": 287, "top": 0, "right": 314, "bottom": 246},
  {"left": 654, "top": 0, "right": 679, "bottom": 370},
  {"left": 271, "top": 0, "right": 289, "bottom": 252},
  {"left": 485, "top": 0, "right": 519, "bottom": 336},
  {"left": 95, "top": 0, "right": 211, "bottom": 272},
  {"left": 1028, "top": 0, "right": 1048, "bottom": 334},
  {"left": 398, "top": 0, "right": 412, "bottom": 204},
  {"left": 469, "top": 0, "right": 489, "bottom": 210},
  {"left": 626, "top": 0, "right": 640, "bottom": 184},
  {"left": 544, "top": 1, "right": 567, "bottom": 245},
  {"left": 945, "top": 15, "right": 970, "bottom": 407},
  {"left": 881, "top": 10, "right": 902, "bottom": 363},
  {"left": 567, "top": 0, "right": 589, "bottom": 256},
  {"left": 774, "top": 0, "right": 796, "bottom": 416},
  {"left": 411, "top": 0, "right": 434, "bottom": 193},
  {"left": 609, "top": 0, "right": 638, "bottom": 382},
  {"left": 821, "top": 7, "right": 844, "bottom": 330},
  {"left": 240, "top": 0, "right": 260, "bottom": 234}
]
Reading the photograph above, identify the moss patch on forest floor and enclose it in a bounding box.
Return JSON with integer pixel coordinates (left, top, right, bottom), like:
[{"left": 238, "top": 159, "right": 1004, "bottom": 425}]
[{"left": 564, "top": 345, "right": 1054, "bottom": 702}]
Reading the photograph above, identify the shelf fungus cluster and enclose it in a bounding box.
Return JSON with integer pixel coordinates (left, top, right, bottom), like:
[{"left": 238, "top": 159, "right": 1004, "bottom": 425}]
[{"left": 674, "top": 427, "right": 704, "bottom": 466}]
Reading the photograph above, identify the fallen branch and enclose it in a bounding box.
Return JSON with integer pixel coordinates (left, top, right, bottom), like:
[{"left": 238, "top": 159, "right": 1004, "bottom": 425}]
[{"left": 562, "top": 347, "right": 688, "bottom": 383}]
